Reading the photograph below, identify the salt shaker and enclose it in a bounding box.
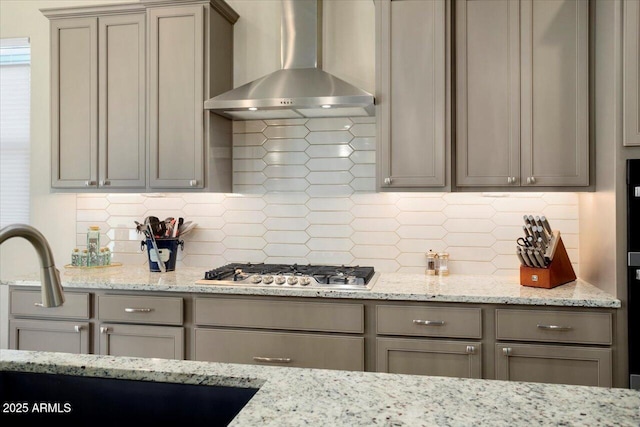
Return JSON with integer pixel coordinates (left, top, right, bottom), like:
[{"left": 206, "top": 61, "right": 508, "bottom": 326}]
[
  {"left": 426, "top": 250, "right": 438, "bottom": 275},
  {"left": 437, "top": 252, "right": 449, "bottom": 276}
]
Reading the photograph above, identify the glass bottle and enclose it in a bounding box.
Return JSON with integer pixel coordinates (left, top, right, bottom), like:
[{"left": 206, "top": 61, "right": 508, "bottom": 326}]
[
  {"left": 71, "top": 248, "right": 80, "bottom": 266},
  {"left": 437, "top": 252, "right": 449, "bottom": 276},
  {"left": 80, "top": 249, "right": 89, "bottom": 267},
  {"left": 426, "top": 250, "right": 437, "bottom": 276},
  {"left": 104, "top": 247, "right": 111, "bottom": 265},
  {"left": 87, "top": 226, "right": 100, "bottom": 266}
]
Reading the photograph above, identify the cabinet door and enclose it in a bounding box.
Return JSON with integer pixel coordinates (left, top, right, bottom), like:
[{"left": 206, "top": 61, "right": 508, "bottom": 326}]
[
  {"left": 50, "top": 18, "right": 98, "bottom": 189},
  {"left": 98, "top": 14, "right": 146, "bottom": 188},
  {"left": 624, "top": 0, "right": 640, "bottom": 146},
  {"left": 377, "top": 0, "right": 446, "bottom": 189},
  {"left": 521, "top": 0, "right": 589, "bottom": 186},
  {"left": 456, "top": 0, "right": 520, "bottom": 187},
  {"left": 10, "top": 319, "right": 90, "bottom": 354},
  {"left": 194, "top": 328, "right": 364, "bottom": 371},
  {"left": 496, "top": 344, "right": 612, "bottom": 387},
  {"left": 376, "top": 338, "right": 481, "bottom": 379},
  {"left": 148, "top": 5, "right": 204, "bottom": 189},
  {"left": 99, "top": 323, "right": 184, "bottom": 359}
]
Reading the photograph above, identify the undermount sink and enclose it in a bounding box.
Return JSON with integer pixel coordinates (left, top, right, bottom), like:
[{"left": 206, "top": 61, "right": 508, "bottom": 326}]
[{"left": 0, "top": 371, "right": 258, "bottom": 424}]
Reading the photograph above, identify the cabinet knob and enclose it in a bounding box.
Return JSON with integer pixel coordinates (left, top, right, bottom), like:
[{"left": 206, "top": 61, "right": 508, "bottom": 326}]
[
  {"left": 100, "top": 327, "right": 111, "bottom": 334},
  {"left": 384, "top": 177, "right": 392, "bottom": 185},
  {"left": 189, "top": 179, "right": 198, "bottom": 187},
  {"left": 100, "top": 180, "right": 110, "bottom": 186},
  {"left": 85, "top": 180, "right": 96, "bottom": 187},
  {"left": 74, "top": 325, "right": 83, "bottom": 333},
  {"left": 507, "top": 177, "right": 513, "bottom": 184},
  {"left": 502, "top": 347, "right": 512, "bottom": 356},
  {"left": 527, "top": 176, "right": 536, "bottom": 184},
  {"left": 466, "top": 345, "right": 475, "bottom": 354}
]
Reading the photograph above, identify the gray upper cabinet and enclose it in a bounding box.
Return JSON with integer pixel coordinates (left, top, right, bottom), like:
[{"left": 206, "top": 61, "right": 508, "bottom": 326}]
[
  {"left": 50, "top": 18, "right": 99, "bottom": 189},
  {"left": 624, "top": 0, "right": 640, "bottom": 146},
  {"left": 376, "top": 0, "right": 447, "bottom": 190},
  {"left": 44, "top": 0, "right": 237, "bottom": 192},
  {"left": 50, "top": 12, "right": 145, "bottom": 190},
  {"left": 98, "top": 14, "right": 146, "bottom": 188},
  {"left": 148, "top": 5, "right": 205, "bottom": 189},
  {"left": 456, "top": 0, "right": 589, "bottom": 188}
]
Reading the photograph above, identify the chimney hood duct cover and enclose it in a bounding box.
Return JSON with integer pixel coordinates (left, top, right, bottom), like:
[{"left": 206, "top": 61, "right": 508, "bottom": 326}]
[{"left": 204, "top": 0, "right": 375, "bottom": 120}]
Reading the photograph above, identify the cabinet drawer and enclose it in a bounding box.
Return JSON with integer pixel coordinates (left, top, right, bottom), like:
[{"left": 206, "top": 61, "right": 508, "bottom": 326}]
[
  {"left": 377, "top": 305, "right": 482, "bottom": 339},
  {"left": 97, "top": 295, "right": 183, "bottom": 325},
  {"left": 10, "top": 289, "right": 90, "bottom": 319},
  {"left": 194, "top": 298, "right": 363, "bottom": 333},
  {"left": 194, "top": 328, "right": 364, "bottom": 371},
  {"left": 495, "top": 309, "right": 612, "bottom": 345}
]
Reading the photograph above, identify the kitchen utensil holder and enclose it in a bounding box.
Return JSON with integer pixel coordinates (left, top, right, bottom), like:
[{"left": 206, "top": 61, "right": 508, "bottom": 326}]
[{"left": 519, "top": 236, "right": 576, "bottom": 289}]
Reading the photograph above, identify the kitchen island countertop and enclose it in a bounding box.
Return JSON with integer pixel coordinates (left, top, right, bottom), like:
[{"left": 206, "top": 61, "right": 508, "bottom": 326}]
[
  {"left": 1, "top": 349, "right": 638, "bottom": 426},
  {"left": 1, "top": 265, "right": 621, "bottom": 308}
]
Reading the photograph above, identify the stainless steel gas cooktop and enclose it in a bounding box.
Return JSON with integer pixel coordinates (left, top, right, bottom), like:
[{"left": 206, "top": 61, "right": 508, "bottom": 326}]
[{"left": 199, "top": 263, "right": 377, "bottom": 290}]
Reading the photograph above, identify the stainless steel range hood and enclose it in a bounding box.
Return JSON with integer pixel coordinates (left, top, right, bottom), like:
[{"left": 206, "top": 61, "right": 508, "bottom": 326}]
[{"left": 204, "top": 0, "right": 375, "bottom": 120}]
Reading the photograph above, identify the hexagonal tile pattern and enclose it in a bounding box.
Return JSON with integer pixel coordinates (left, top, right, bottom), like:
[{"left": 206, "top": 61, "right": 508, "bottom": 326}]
[{"left": 76, "top": 119, "right": 581, "bottom": 275}]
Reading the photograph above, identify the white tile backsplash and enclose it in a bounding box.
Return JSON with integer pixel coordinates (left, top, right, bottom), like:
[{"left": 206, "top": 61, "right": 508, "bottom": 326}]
[{"left": 75, "top": 118, "right": 581, "bottom": 276}]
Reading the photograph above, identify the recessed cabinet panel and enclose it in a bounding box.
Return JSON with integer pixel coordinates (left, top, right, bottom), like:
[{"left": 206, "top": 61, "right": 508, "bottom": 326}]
[
  {"left": 496, "top": 344, "right": 612, "bottom": 387},
  {"left": 99, "top": 323, "right": 184, "bottom": 359},
  {"left": 51, "top": 18, "right": 98, "bottom": 188},
  {"left": 456, "top": 0, "right": 520, "bottom": 186},
  {"left": 10, "top": 320, "right": 90, "bottom": 354},
  {"left": 377, "top": 338, "right": 481, "bottom": 379},
  {"left": 148, "top": 5, "right": 204, "bottom": 188},
  {"left": 98, "top": 14, "right": 146, "bottom": 188},
  {"left": 377, "top": 0, "right": 446, "bottom": 189},
  {"left": 521, "top": 0, "right": 589, "bottom": 186},
  {"left": 624, "top": 0, "right": 640, "bottom": 146}
]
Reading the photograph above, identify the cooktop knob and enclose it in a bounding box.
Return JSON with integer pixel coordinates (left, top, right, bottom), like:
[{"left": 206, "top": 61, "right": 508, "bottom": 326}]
[
  {"left": 275, "top": 275, "right": 286, "bottom": 285},
  {"left": 262, "top": 275, "right": 274, "bottom": 284},
  {"left": 287, "top": 276, "right": 298, "bottom": 285},
  {"left": 250, "top": 275, "right": 262, "bottom": 284},
  {"left": 299, "top": 276, "right": 310, "bottom": 286}
]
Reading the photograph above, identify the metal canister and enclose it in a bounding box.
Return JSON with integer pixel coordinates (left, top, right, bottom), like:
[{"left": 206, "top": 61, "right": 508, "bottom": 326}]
[{"left": 426, "top": 250, "right": 438, "bottom": 275}]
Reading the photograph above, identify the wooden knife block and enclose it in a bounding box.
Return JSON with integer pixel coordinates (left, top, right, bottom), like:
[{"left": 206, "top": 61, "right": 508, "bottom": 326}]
[{"left": 519, "top": 236, "right": 576, "bottom": 289}]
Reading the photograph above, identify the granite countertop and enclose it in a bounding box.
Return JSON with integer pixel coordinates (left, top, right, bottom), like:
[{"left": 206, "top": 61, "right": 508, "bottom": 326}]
[
  {"left": 1, "top": 265, "right": 621, "bottom": 308},
  {"left": 1, "top": 350, "right": 638, "bottom": 426}
]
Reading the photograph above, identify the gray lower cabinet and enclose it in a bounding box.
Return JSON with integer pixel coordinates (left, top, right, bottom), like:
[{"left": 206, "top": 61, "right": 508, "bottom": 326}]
[
  {"left": 99, "top": 323, "right": 184, "bottom": 360},
  {"left": 10, "top": 319, "right": 90, "bottom": 354},
  {"left": 495, "top": 344, "right": 612, "bottom": 387},
  {"left": 376, "top": 0, "right": 447, "bottom": 190},
  {"left": 194, "top": 328, "right": 364, "bottom": 371},
  {"left": 456, "top": 0, "right": 589, "bottom": 187},
  {"left": 624, "top": 0, "right": 640, "bottom": 146},
  {"left": 377, "top": 338, "right": 481, "bottom": 379}
]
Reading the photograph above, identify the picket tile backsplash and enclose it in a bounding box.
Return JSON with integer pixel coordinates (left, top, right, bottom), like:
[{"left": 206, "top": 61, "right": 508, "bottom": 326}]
[{"left": 76, "top": 118, "right": 580, "bottom": 276}]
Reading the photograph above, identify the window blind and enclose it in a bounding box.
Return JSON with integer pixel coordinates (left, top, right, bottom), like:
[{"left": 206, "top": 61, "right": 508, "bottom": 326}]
[{"left": 0, "top": 37, "right": 30, "bottom": 228}]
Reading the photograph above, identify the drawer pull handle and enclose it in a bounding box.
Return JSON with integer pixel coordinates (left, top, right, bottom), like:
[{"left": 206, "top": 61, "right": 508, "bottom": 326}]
[
  {"left": 34, "top": 302, "right": 44, "bottom": 307},
  {"left": 100, "top": 327, "right": 111, "bottom": 334},
  {"left": 252, "top": 357, "right": 292, "bottom": 364},
  {"left": 74, "top": 325, "right": 83, "bottom": 333},
  {"left": 124, "top": 308, "right": 154, "bottom": 313},
  {"left": 536, "top": 324, "right": 572, "bottom": 331},
  {"left": 413, "top": 319, "right": 445, "bottom": 326}
]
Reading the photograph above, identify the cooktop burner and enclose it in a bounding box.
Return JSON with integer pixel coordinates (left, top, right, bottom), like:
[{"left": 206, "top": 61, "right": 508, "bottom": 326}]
[{"left": 202, "top": 263, "right": 376, "bottom": 290}]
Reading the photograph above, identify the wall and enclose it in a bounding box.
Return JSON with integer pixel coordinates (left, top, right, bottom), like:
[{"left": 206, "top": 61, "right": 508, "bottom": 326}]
[{"left": 77, "top": 115, "right": 581, "bottom": 276}]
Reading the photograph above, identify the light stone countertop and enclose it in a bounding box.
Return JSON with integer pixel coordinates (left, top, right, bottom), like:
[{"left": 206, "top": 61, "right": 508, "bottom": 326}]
[
  {"left": 1, "top": 350, "right": 638, "bottom": 426},
  {"left": 1, "top": 264, "right": 621, "bottom": 308}
]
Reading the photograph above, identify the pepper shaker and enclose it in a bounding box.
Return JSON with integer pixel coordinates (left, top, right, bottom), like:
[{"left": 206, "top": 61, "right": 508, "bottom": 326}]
[{"left": 426, "top": 250, "right": 438, "bottom": 275}]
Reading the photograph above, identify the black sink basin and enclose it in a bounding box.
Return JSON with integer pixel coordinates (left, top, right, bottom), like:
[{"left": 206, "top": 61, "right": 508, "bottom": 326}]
[{"left": 0, "top": 371, "right": 258, "bottom": 425}]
